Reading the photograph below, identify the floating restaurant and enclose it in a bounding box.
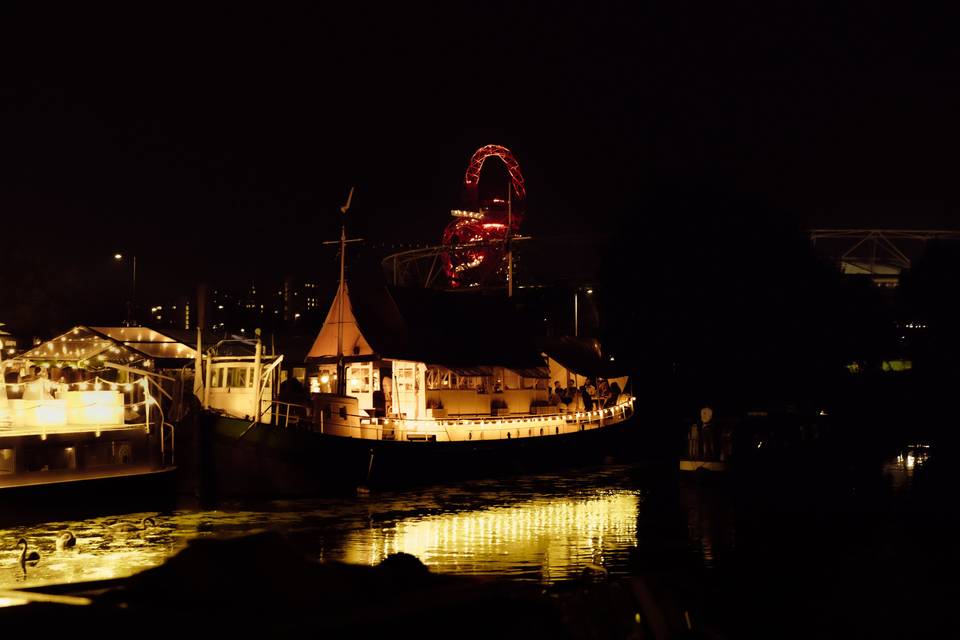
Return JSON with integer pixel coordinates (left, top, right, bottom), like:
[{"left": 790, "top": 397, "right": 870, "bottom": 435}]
[{"left": 0, "top": 326, "right": 191, "bottom": 513}]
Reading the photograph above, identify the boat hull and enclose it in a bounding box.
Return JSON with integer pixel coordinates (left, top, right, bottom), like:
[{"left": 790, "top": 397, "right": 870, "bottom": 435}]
[
  {"left": 199, "top": 411, "right": 640, "bottom": 498},
  {"left": 0, "top": 466, "right": 177, "bottom": 527},
  {"left": 679, "top": 459, "right": 728, "bottom": 472}
]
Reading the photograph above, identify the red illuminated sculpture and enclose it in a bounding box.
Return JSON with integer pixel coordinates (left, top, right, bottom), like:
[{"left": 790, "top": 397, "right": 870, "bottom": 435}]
[{"left": 441, "top": 145, "right": 526, "bottom": 287}]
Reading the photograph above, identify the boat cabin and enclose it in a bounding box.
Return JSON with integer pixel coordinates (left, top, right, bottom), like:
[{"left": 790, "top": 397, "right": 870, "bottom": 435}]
[
  {"left": 200, "top": 338, "right": 282, "bottom": 423},
  {"left": 304, "top": 282, "right": 630, "bottom": 439}
]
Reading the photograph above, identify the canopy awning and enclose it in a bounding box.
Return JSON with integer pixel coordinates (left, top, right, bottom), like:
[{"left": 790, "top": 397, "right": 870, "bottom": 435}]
[
  {"left": 442, "top": 365, "right": 494, "bottom": 377},
  {"left": 509, "top": 366, "right": 551, "bottom": 379}
]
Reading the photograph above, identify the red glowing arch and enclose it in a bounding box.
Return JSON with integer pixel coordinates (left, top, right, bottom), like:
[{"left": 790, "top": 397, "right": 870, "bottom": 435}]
[
  {"left": 464, "top": 144, "right": 526, "bottom": 209},
  {"left": 441, "top": 144, "right": 527, "bottom": 287}
]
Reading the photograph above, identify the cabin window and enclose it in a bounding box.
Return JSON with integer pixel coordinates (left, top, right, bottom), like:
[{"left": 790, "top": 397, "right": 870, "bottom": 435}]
[
  {"left": 293, "top": 367, "right": 306, "bottom": 383},
  {"left": 426, "top": 367, "right": 451, "bottom": 390},
  {"left": 112, "top": 441, "right": 132, "bottom": 465},
  {"left": 0, "top": 448, "right": 13, "bottom": 474},
  {"left": 226, "top": 367, "right": 253, "bottom": 388},
  {"left": 426, "top": 368, "right": 489, "bottom": 391},
  {"left": 346, "top": 364, "right": 372, "bottom": 394},
  {"left": 458, "top": 375, "right": 483, "bottom": 390},
  {"left": 395, "top": 364, "right": 416, "bottom": 393},
  {"left": 502, "top": 370, "right": 521, "bottom": 390},
  {"left": 314, "top": 367, "right": 337, "bottom": 393},
  {"left": 210, "top": 368, "right": 224, "bottom": 388}
]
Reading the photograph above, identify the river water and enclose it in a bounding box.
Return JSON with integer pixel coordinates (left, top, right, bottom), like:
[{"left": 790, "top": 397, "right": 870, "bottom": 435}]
[
  {"left": 1, "top": 444, "right": 952, "bottom": 637},
  {"left": 1, "top": 465, "right": 645, "bottom": 589}
]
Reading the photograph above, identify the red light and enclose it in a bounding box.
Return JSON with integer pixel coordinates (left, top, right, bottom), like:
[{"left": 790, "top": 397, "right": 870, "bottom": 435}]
[{"left": 442, "top": 144, "right": 526, "bottom": 288}]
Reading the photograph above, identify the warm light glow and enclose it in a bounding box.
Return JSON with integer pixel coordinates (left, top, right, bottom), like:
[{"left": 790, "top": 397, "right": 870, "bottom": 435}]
[
  {"left": 114, "top": 253, "right": 123, "bottom": 260},
  {"left": 320, "top": 374, "right": 330, "bottom": 385},
  {"left": 342, "top": 491, "right": 638, "bottom": 581},
  {"left": 450, "top": 209, "right": 484, "bottom": 219}
]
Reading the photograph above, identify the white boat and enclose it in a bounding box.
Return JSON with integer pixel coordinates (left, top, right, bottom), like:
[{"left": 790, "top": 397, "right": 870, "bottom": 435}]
[{"left": 198, "top": 150, "right": 637, "bottom": 495}]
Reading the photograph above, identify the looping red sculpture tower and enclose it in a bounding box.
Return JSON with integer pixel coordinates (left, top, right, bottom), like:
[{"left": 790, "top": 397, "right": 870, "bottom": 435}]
[{"left": 442, "top": 145, "right": 526, "bottom": 287}]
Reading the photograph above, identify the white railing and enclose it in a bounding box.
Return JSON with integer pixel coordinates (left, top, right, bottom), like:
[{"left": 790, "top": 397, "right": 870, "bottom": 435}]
[
  {"left": 233, "top": 394, "right": 635, "bottom": 444},
  {"left": 340, "top": 396, "right": 635, "bottom": 442}
]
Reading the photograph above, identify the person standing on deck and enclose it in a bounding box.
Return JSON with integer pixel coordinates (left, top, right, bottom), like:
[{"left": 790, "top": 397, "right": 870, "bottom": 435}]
[
  {"left": 580, "top": 386, "right": 594, "bottom": 412},
  {"left": 688, "top": 418, "right": 701, "bottom": 459},
  {"left": 700, "top": 406, "right": 716, "bottom": 460},
  {"left": 720, "top": 421, "right": 734, "bottom": 461},
  {"left": 564, "top": 379, "right": 577, "bottom": 411}
]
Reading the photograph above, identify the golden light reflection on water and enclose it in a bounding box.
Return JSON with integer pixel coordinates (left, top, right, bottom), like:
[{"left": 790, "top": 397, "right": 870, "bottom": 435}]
[
  {"left": 0, "top": 509, "right": 311, "bottom": 595},
  {"left": 0, "top": 469, "right": 644, "bottom": 596},
  {"left": 0, "top": 517, "right": 179, "bottom": 592},
  {"left": 340, "top": 491, "right": 640, "bottom": 582},
  {"left": 884, "top": 443, "right": 931, "bottom": 492}
]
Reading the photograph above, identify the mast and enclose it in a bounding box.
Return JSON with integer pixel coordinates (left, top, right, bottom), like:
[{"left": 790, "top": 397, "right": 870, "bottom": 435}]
[
  {"left": 507, "top": 180, "right": 513, "bottom": 298},
  {"left": 336, "top": 187, "right": 354, "bottom": 396}
]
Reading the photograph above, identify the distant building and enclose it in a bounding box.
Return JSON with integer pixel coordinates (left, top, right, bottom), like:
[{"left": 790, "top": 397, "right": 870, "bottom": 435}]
[
  {"left": 0, "top": 322, "right": 18, "bottom": 357},
  {"left": 145, "top": 297, "right": 193, "bottom": 330}
]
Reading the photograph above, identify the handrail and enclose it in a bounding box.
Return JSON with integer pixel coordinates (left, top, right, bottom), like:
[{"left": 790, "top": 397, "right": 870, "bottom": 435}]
[
  {"left": 220, "top": 395, "right": 634, "bottom": 443},
  {"left": 253, "top": 395, "right": 635, "bottom": 441},
  {"left": 163, "top": 421, "right": 175, "bottom": 466},
  {"left": 341, "top": 400, "right": 634, "bottom": 441}
]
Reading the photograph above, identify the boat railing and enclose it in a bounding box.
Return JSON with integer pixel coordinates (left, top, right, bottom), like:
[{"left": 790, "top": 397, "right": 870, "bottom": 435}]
[
  {"left": 347, "top": 395, "right": 635, "bottom": 442},
  {"left": 244, "top": 395, "right": 634, "bottom": 442},
  {"left": 162, "top": 421, "right": 175, "bottom": 466},
  {"left": 271, "top": 400, "right": 312, "bottom": 428}
]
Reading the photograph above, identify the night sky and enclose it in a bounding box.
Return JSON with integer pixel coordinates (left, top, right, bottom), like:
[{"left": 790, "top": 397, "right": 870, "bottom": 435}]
[{"left": 2, "top": 3, "right": 958, "bottom": 331}]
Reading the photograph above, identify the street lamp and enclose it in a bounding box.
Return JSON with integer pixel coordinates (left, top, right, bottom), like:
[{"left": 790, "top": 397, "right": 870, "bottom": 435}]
[
  {"left": 573, "top": 286, "right": 594, "bottom": 338},
  {"left": 114, "top": 253, "right": 137, "bottom": 326}
]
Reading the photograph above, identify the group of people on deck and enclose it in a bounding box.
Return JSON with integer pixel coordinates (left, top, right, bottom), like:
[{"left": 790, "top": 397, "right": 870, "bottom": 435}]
[
  {"left": 3, "top": 365, "right": 100, "bottom": 400},
  {"left": 548, "top": 377, "right": 622, "bottom": 412}
]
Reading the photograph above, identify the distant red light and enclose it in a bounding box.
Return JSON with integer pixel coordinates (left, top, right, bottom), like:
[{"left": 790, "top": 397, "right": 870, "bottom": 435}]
[{"left": 442, "top": 145, "right": 526, "bottom": 288}]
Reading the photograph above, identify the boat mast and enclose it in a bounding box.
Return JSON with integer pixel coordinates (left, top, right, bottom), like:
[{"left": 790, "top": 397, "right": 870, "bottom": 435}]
[
  {"left": 336, "top": 187, "right": 354, "bottom": 396},
  {"left": 507, "top": 180, "right": 513, "bottom": 298}
]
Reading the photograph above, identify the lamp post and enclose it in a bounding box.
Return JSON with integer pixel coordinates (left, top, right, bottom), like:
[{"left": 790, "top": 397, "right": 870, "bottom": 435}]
[
  {"left": 114, "top": 253, "right": 137, "bottom": 326},
  {"left": 574, "top": 286, "right": 593, "bottom": 337}
]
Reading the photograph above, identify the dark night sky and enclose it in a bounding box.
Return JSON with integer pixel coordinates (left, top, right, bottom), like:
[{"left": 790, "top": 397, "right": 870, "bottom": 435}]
[{"left": 2, "top": 3, "right": 959, "bottom": 322}]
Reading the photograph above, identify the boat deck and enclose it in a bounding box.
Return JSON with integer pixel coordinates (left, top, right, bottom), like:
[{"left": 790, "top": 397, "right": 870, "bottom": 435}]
[
  {"left": 0, "top": 463, "right": 167, "bottom": 490},
  {"left": 679, "top": 460, "right": 728, "bottom": 472}
]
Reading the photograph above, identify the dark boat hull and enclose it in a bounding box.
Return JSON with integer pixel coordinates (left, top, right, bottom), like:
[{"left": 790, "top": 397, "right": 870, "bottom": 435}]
[
  {"left": 0, "top": 467, "right": 177, "bottom": 527},
  {"left": 199, "top": 412, "right": 641, "bottom": 498}
]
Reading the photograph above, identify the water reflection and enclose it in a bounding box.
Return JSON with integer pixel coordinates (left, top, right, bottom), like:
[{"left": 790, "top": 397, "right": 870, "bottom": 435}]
[
  {"left": 1, "top": 514, "right": 179, "bottom": 588},
  {"left": 339, "top": 491, "right": 639, "bottom": 582},
  {"left": 0, "top": 467, "right": 644, "bottom": 593},
  {"left": 883, "top": 443, "right": 931, "bottom": 492},
  {"left": 680, "top": 485, "right": 736, "bottom": 569}
]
